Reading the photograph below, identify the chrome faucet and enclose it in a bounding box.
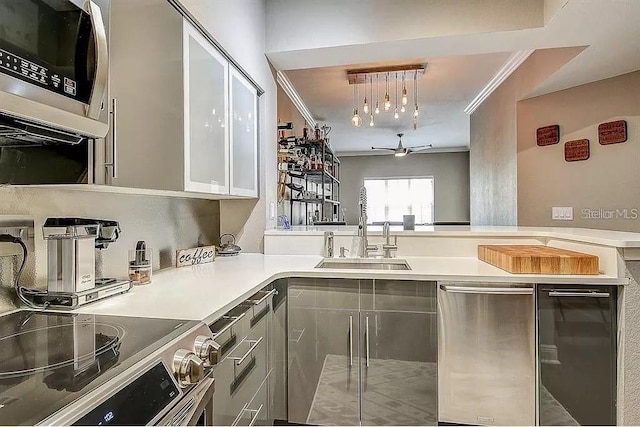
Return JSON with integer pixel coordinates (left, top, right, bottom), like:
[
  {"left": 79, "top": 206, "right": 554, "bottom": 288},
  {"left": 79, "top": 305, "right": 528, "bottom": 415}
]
[
  {"left": 323, "top": 231, "right": 334, "bottom": 258},
  {"left": 382, "top": 221, "right": 398, "bottom": 258},
  {"left": 357, "top": 187, "right": 378, "bottom": 258}
]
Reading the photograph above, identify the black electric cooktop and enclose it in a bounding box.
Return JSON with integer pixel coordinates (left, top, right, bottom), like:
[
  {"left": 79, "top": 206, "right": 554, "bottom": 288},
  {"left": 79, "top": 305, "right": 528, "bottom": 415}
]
[{"left": 0, "top": 310, "right": 197, "bottom": 426}]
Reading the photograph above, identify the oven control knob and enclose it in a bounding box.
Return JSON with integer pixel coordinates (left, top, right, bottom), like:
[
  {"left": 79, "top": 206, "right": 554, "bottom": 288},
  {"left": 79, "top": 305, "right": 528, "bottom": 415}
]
[
  {"left": 173, "top": 349, "right": 205, "bottom": 387},
  {"left": 194, "top": 335, "right": 220, "bottom": 366}
]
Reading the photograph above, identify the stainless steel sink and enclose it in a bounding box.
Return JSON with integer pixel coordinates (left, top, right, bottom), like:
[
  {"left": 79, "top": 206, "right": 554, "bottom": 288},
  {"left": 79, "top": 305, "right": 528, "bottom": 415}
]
[{"left": 315, "top": 258, "right": 411, "bottom": 270}]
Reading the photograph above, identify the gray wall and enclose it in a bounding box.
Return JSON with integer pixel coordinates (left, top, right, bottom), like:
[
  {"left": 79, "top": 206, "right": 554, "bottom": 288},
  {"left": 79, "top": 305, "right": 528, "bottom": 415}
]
[
  {"left": 339, "top": 151, "right": 470, "bottom": 225},
  {"left": 0, "top": 188, "right": 219, "bottom": 314},
  {"left": 469, "top": 47, "right": 585, "bottom": 226}
]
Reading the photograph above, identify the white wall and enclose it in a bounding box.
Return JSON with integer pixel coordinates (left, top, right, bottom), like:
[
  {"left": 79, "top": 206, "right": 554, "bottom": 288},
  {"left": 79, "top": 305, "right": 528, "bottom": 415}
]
[
  {"left": 266, "top": 0, "right": 543, "bottom": 54},
  {"left": 339, "top": 152, "right": 470, "bottom": 225},
  {"left": 177, "top": 0, "right": 278, "bottom": 252}
]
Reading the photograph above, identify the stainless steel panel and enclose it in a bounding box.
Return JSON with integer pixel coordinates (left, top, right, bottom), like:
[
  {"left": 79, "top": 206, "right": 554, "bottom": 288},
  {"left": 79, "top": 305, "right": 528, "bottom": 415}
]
[
  {"left": 315, "top": 259, "right": 411, "bottom": 271},
  {"left": 287, "top": 278, "right": 360, "bottom": 425},
  {"left": 287, "top": 277, "right": 360, "bottom": 310},
  {"left": 361, "top": 279, "right": 436, "bottom": 312},
  {"left": 438, "top": 282, "right": 535, "bottom": 426},
  {"left": 538, "top": 285, "right": 617, "bottom": 426},
  {"left": 360, "top": 310, "right": 437, "bottom": 426}
]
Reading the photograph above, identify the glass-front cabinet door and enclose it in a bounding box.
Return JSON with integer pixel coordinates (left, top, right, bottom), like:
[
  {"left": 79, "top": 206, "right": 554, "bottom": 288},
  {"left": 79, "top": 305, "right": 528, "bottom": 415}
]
[
  {"left": 229, "top": 68, "right": 258, "bottom": 197},
  {"left": 183, "top": 22, "right": 229, "bottom": 194}
]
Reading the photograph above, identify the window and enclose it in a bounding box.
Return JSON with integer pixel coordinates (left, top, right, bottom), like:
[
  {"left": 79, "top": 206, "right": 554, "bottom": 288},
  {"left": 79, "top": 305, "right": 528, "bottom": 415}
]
[{"left": 364, "top": 177, "right": 434, "bottom": 225}]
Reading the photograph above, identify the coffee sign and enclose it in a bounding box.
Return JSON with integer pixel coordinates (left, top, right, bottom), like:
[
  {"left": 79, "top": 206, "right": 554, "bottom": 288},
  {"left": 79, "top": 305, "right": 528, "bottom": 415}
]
[
  {"left": 598, "top": 120, "right": 627, "bottom": 145},
  {"left": 176, "top": 245, "right": 216, "bottom": 267},
  {"left": 536, "top": 125, "right": 560, "bottom": 146},
  {"left": 564, "top": 139, "right": 590, "bottom": 162}
]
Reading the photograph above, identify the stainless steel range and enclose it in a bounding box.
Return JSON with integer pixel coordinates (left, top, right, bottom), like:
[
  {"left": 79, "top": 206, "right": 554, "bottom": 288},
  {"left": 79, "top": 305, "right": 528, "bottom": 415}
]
[{"left": 0, "top": 310, "right": 218, "bottom": 425}]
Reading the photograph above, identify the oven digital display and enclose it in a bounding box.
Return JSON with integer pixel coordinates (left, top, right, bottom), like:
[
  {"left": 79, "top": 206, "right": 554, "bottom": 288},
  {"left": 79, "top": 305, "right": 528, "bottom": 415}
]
[{"left": 72, "top": 362, "right": 179, "bottom": 426}]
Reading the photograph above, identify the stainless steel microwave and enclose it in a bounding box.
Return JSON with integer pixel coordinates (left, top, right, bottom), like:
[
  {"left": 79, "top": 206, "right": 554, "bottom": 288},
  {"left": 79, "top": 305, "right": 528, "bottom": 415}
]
[{"left": 0, "top": 0, "right": 109, "bottom": 138}]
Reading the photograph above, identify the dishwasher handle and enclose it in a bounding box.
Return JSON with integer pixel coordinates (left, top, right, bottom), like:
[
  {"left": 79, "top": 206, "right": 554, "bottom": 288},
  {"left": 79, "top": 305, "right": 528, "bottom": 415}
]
[
  {"left": 439, "top": 284, "right": 533, "bottom": 295},
  {"left": 548, "top": 291, "right": 610, "bottom": 298}
]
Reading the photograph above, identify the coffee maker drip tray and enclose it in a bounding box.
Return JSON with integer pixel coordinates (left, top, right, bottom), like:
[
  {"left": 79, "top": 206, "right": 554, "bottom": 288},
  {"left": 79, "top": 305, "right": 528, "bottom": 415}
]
[{"left": 34, "top": 279, "right": 132, "bottom": 308}]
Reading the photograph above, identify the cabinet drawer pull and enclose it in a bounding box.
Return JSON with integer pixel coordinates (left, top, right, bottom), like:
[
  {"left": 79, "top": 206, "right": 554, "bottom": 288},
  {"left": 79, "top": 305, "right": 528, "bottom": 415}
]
[
  {"left": 349, "top": 315, "right": 353, "bottom": 367},
  {"left": 440, "top": 285, "right": 533, "bottom": 295},
  {"left": 232, "top": 403, "right": 264, "bottom": 426},
  {"left": 246, "top": 404, "right": 264, "bottom": 426},
  {"left": 289, "top": 328, "right": 305, "bottom": 344},
  {"left": 365, "top": 315, "right": 370, "bottom": 368},
  {"left": 249, "top": 289, "right": 277, "bottom": 306},
  {"left": 214, "top": 312, "right": 246, "bottom": 338},
  {"left": 548, "top": 291, "right": 610, "bottom": 298},
  {"left": 231, "top": 336, "right": 263, "bottom": 366}
]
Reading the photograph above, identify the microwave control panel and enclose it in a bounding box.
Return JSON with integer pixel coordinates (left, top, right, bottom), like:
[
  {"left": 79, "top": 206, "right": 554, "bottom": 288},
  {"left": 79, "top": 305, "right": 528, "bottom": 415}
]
[{"left": 0, "top": 48, "right": 80, "bottom": 101}]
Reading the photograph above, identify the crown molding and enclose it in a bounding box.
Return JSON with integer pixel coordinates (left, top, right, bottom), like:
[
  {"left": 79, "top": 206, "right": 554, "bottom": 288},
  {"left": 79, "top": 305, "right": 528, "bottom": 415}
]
[
  {"left": 276, "top": 71, "right": 316, "bottom": 128},
  {"left": 464, "top": 49, "right": 535, "bottom": 115}
]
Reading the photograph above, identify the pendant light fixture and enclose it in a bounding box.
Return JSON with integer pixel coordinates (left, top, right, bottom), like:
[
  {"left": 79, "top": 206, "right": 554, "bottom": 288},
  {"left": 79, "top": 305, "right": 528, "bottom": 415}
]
[
  {"left": 402, "top": 71, "right": 408, "bottom": 106},
  {"left": 394, "top": 72, "right": 399, "bottom": 119},
  {"left": 351, "top": 75, "right": 362, "bottom": 127},
  {"left": 413, "top": 72, "right": 419, "bottom": 118},
  {"left": 413, "top": 72, "right": 418, "bottom": 130},
  {"left": 374, "top": 73, "right": 380, "bottom": 114},
  {"left": 363, "top": 75, "right": 369, "bottom": 114},
  {"left": 346, "top": 64, "right": 425, "bottom": 129},
  {"left": 384, "top": 73, "right": 391, "bottom": 111},
  {"left": 369, "top": 75, "right": 375, "bottom": 126}
]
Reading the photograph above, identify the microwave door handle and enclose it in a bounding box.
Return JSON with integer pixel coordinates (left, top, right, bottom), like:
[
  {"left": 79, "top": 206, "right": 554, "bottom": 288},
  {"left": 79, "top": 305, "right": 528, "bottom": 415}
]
[{"left": 84, "top": 0, "right": 108, "bottom": 120}]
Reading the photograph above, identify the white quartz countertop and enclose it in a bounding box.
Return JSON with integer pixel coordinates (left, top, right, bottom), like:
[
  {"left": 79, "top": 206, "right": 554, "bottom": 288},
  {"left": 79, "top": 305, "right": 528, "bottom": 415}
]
[
  {"left": 265, "top": 225, "right": 640, "bottom": 248},
  {"left": 75, "top": 253, "right": 627, "bottom": 323}
]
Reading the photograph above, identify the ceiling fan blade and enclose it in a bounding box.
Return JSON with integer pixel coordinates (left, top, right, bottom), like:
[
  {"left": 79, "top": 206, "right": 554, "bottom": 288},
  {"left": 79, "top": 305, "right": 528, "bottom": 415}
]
[
  {"left": 407, "top": 145, "right": 433, "bottom": 153},
  {"left": 371, "top": 147, "right": 396, "bottom": 152}
]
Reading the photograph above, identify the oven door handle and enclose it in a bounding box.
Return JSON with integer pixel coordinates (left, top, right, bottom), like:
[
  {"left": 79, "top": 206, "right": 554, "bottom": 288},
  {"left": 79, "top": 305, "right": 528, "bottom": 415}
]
[{"left": 84, "top": 0, "right": 108, "bottom": 120}]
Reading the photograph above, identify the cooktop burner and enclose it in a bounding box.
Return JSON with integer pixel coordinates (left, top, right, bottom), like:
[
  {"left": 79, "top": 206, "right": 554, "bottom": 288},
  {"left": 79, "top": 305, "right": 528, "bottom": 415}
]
[{"left": 0, "top": 310, "right": 197, "bottom": 426}]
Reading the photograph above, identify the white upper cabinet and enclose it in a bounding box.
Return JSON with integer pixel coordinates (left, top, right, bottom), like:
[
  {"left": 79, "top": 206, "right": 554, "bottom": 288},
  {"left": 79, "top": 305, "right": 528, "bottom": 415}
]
[
  {"left": 183, "top": 23, "right": 230, "bottom": 194},
  {"left": 229, "top": 68, "right": 259, "bottom": 197}
]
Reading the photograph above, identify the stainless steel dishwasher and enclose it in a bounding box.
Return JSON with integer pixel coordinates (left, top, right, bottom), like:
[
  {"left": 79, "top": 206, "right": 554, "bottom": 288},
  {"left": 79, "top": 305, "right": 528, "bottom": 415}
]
[{"left": 438, "top": 282, "right": 536, "bottom": 426}]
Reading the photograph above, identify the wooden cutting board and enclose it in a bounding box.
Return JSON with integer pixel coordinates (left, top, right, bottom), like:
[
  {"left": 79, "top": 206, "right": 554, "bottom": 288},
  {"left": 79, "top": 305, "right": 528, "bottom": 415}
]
[{"left": 478, "top": 245, "right": 599, "bottom": 275}]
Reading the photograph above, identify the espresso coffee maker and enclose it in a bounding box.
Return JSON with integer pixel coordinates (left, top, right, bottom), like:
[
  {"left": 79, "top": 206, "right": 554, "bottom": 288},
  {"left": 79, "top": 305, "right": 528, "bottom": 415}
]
[{"left": 41, "top": 218, "right": 132, "bottom": 308}]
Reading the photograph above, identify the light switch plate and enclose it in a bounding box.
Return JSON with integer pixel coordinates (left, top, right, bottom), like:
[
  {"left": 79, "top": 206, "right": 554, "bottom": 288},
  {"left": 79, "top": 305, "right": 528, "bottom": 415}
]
[
  {"left": 269, "top": 201, "right": 276, "bottom": 220},
  {"left": 552, "top": 207, "right": 573, "bottom": 220}
]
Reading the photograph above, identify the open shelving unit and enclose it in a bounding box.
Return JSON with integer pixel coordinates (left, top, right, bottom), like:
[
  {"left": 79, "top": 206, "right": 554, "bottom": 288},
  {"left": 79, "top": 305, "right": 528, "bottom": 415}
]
[{"left": 278, "top": 134, "right": 341, "bottom": 225}]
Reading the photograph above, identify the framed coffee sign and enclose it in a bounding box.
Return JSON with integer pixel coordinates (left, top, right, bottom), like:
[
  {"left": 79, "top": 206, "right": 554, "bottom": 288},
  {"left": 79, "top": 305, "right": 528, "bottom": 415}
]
[
  {"left": 176, "top": 245, "right": 216, "bottom": 267},
  {"left": 598, "top": 120, "right": 627, "bottom": 145},
  {"left": 537, "top": 125, "right": 560, "bottom": 146},
  {"left": 565, "top": 139, "right": 590, "bottom": 162}
]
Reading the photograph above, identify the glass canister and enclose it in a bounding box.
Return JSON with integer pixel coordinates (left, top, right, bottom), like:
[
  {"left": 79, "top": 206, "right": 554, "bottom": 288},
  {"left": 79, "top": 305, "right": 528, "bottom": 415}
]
[{"left": 128, "top": 241, "right": 152, "bottom": 285}]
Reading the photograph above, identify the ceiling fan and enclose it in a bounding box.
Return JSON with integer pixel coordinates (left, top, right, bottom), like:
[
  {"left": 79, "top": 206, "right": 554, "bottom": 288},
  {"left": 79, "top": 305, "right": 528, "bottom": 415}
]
[{"left": 371, "top": 133, "right": 433, "bottom": 157}]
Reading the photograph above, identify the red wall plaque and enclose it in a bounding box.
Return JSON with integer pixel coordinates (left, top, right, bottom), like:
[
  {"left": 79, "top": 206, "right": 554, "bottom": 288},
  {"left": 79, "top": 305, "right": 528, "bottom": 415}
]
[
  {"left": 565, "top": 139, "right": 590, "bottom": 162},
  {"left": 536, "top": 125, "right": 560, "bottom": 146},
  {"left": 598, "top": 120, "right": 627, "bottom": 145}
]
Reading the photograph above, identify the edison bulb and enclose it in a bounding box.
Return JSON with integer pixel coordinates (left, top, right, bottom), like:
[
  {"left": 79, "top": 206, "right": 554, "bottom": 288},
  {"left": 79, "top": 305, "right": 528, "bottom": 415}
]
[
  {"left": 369, "top": 115, "right": 374, "bottom": 127},
  {"left": 394, "top": 108, "right": 399, "bottom": 119},
  {"left": 375, "top": 102, "right": 380, "bottom": 114},
  {"left": 351, "top": 109, "right": 362, "bottom": 127},
  {"left": 401, "top": 105, "right": 406, "bottom": 113}
]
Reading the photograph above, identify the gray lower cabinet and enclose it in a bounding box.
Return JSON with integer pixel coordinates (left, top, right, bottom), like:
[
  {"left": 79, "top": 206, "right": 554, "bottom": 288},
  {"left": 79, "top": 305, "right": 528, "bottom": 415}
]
[
  {"left": 269, "top": 279, "right": 288, "bottom": 422},
  {"left": 287, "top": 278, "right": 437, "bottom": 426},
  {"left": 209, "top": 287, "right": 275, "bottom": 426},
  {"left": 537, "top": 285, "right": 617, "bottom": 426}
]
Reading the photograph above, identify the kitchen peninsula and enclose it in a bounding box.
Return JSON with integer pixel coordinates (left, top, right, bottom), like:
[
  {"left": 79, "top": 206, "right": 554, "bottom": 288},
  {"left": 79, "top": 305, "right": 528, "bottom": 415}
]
[{"left": 43, "top": 225, "right": 634, "bottom": 426}]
